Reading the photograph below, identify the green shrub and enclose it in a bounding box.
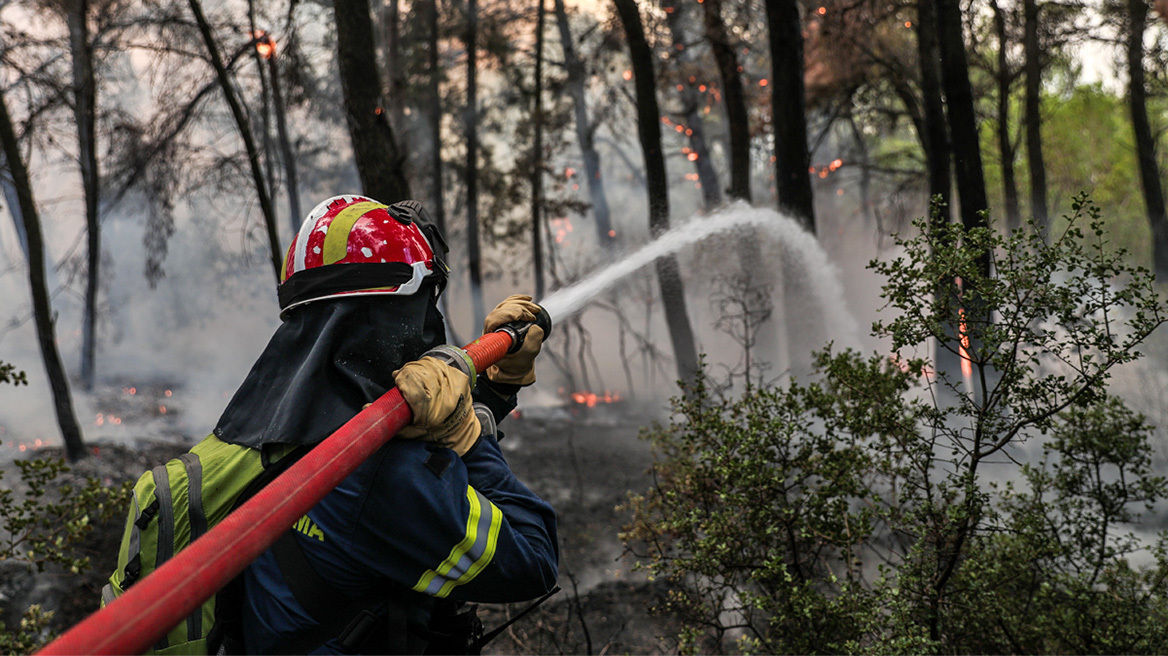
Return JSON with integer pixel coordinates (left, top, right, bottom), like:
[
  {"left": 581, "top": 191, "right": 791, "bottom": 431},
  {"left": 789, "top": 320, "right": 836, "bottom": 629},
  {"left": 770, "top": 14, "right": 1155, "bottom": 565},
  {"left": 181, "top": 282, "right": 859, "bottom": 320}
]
[
  {"left": 624, "top": 195, "right": 1168, "bottom": 654},
  {"left": 0, "top": 458, "right": 129, "bottom": 653}
]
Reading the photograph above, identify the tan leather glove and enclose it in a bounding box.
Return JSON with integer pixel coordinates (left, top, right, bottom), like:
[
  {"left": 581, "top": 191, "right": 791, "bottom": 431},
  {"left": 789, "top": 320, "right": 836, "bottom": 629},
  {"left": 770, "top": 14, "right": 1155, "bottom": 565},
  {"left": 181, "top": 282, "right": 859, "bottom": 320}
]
[
  {"left": 483, "top": 294, "right": 545, "bottom": 386},
  {"left": 392, "top": 356, "right": 481, "bottom": 456}
]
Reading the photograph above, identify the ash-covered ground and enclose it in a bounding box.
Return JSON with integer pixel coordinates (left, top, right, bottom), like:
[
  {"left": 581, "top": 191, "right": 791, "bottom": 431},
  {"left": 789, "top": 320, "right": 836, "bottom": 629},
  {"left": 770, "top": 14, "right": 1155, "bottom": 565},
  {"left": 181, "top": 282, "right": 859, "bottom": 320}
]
[{"left": 0, "top": 394, "right": 682, "bottom": 654}]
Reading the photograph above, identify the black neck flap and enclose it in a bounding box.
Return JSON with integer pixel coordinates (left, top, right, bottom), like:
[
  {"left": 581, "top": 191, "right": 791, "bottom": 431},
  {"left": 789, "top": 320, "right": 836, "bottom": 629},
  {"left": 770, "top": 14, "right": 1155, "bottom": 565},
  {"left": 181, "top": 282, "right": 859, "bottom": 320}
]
[{"left": 214, "top": 289, "right": 446, "bottom": 449}]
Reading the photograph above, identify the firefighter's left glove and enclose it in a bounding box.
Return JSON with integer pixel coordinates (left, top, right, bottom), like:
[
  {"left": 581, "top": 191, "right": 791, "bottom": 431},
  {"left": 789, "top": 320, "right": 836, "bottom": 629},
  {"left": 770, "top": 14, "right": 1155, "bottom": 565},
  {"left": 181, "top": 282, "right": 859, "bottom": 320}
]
[
  {"left": 393, "top": 356, "right": 481, "bottom": 456},
  {"left": 483, "top": 294, "right": 545, "bottom": 386}
]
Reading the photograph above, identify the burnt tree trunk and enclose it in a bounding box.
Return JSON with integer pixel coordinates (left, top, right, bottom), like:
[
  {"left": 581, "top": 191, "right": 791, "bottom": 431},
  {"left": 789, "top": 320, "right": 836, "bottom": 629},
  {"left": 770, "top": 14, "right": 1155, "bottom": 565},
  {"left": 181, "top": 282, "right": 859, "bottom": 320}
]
[
  {"left": 424, "top": 0, "right": 445, "bottom": 238},
  {"left": 930, "top": 0, "right": 997, "bottom": 623},
  {"left": 917, "top": 0, "right": 960, "bottom": 386},
  {"left": 384, "top": 0, "right": 404, "bottom": 130},
  {"left": 612, "top": 0, "right": 700, "bottom": 386},
  {"left": 189, "top": 0, "right": 283, "bottom": 281},
  {"left": 1126, "top": 0, "right": 1168, "bottom": 279},
  {"left": 464, "top": 0, "right": 486, "bottom": 329},
  {"left": 334, "top": 0, "right": 412, "bottom": 204},
  {"left": 532, "top": 0, "right": 546, "bottom": 298},
  {"left": 991, "top": 0, "right": 1021, "bottom": 232},
  {"left": 703, "top": 0, "right": 751, "bottom": 202},
  {"left": 934, "top": 0, "right": 989, "bottom": 241},
  {"left": 1023, "top": 0, "right": 1048, "bottom": 234},
  {"left": 765, "top": 0, "right": 821, "bottom": 377},
  {"left": 917, "top": 0, "right": 952, "bottom": 219},
  {"left": 554, "top": 0, "right": 614, "bottom": 243},
  {"left": 662, "top": 0, "right": 722, "bottom": 210},
  {"left": 765, "top": 0, "right": 815, "bottom": 232},
  {"left": 247, "top": 0, "right": 277, "bottom": 224},
  {"left": 0, "top": 86, "right": 87, "bottom": 461},
  {"left": 68, "top": 0, "right": 100, "bottom": 392},
  {"left": 267, "top": 46, "right": 302, "bottom": 232}
]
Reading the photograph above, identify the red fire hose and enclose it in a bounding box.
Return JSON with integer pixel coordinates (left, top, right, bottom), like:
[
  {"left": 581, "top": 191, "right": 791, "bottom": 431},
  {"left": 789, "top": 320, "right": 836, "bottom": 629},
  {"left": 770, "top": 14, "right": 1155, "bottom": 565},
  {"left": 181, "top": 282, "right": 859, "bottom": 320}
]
[{"left": 38, "top": 309, "right": 549, "bottom": 656}]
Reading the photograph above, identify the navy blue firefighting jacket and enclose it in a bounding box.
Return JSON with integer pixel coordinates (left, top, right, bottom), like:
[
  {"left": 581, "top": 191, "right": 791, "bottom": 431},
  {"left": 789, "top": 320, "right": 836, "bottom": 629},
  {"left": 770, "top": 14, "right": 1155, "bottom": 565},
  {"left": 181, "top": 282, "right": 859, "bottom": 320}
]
[{"left": 239, "top": 385, "right": 558, "bottom": 654}]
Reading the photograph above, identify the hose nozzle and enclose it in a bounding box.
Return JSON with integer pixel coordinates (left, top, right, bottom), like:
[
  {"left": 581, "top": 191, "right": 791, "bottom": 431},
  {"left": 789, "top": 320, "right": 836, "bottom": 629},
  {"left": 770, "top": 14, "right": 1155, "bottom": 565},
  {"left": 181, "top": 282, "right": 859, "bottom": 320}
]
[{"left": 495, "top": 304, "right": 553, "bottom": 354}]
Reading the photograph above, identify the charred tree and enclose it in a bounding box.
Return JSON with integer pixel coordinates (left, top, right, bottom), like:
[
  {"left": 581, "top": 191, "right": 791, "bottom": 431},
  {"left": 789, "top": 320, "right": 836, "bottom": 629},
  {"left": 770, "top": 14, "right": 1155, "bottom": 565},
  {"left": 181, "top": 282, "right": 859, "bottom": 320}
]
[
  {"left": 424, "top": 0, "right": 445, "bottom": 238},
  {"left": 532, "top": 0, "right": 546, "bottom": 299},
  {"left": 260, "top": 37, "right": 302, "bottom": 232},
  {"left": 934, "top": 0, "right": 989, "bottom": 242},
  {"left": 917, "top": 0, "right": 952, "bottom": 219},
  {"left": 662, "top": 0, "right": 722, "bottom": 210},
  {"left": 612, "top": 0, "right": 700, "bottom": 386},
  {"left": 1126, "top": 0, "right": 1168, "bottom": 279},
  {"left": 553, "top": 0, "right": 615, "bottom": 243},
  {"left": 189, "top": 0, "right": 282, "bottom": 281},
  {"left": 67, "top": 0, "right": 100, "bottom": 391},
  {"left": 464, "top": 0, "right": 486, "bottom": 329},
  {"left": 247, "top": 0, "right": 277, "bottom": 226},
  {"left": 991, "top": 0, "right": 1021, "bottom": 232},
  {"left": 0, "top": 85, "right": 87, "bottom": 462},
  {"left": 765, "top": 0, "right": 815, "bottom": 232},
  {"left": 383, "top": 0, "right": 404, "bottom": 131},
  {"left": 702, "top": 0, "right": 751, "bottom": 202},
  {"left": 1023, "top": 0, "right": 1048, "bottom": 234},
  {"left": 334, "top": 0, "right": 412, "bottom": 205},
  {"left": 917, "top": 0, "right": 962, "bottom": 387}
]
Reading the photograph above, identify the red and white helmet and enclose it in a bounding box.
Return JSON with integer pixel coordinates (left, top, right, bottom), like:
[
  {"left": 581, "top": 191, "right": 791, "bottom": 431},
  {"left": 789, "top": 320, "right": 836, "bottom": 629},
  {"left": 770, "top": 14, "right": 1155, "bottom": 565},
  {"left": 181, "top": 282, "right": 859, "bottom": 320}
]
[{"left": 277, "top": 195, "right": 449, "bottom": 314}]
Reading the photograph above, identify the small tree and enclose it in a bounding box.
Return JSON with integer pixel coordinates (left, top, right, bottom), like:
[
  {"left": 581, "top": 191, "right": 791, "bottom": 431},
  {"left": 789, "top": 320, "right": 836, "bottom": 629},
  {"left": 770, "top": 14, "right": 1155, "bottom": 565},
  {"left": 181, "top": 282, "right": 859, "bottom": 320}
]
[{"left": 623, "top": 195, "right": 1168, "bottom": 653}]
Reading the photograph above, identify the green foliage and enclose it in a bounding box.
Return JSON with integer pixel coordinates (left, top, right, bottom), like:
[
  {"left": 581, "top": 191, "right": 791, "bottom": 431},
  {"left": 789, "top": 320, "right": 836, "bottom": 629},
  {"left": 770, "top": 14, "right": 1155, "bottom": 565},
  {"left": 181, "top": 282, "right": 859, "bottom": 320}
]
[
  {"left": 0, "top": 458, "right": 130, "bottom": 652},
  {"left": 0, "top": 360, "right": 28, "bottom": 386},
  {"left": 981, "top": 84, "right": 1158, "bottom": 263},
  {"left": 624, "top": 196, "right": 1168, "bottom": 653}
]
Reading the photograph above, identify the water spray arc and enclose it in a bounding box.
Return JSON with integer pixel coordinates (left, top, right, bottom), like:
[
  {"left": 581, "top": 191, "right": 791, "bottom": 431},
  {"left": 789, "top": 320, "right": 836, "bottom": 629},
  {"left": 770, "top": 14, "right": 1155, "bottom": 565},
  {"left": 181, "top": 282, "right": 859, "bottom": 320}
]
[{"left": 539, "top": 203, "right": 857, "bottom": 347}]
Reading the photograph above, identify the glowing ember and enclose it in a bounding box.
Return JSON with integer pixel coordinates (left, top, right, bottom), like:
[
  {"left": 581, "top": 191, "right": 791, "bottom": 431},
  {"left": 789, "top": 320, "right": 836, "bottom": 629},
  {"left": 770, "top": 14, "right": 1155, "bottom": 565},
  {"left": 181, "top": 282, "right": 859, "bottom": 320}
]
[
  {"left": 570, "top": 391, "right": 622, "bottom": 408},
  {"left": 551, "top": 217, "right": 574, "bottom": 244},
  {"left": 253, "top": 31, "right": 276, "bottom": 59},
  {"left": 622, "top": 70, "right": 633, "bottom": 81}
]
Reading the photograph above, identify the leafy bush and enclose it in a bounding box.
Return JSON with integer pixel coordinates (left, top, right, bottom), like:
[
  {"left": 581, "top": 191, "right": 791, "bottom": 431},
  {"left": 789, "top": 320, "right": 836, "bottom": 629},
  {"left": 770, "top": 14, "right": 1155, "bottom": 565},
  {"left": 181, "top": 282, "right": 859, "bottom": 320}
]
[
  {"left": 0, "top": 458, "right": 128, "bottom": 653},
  {"left": 623, "top": 196, "right": 1168, "bottom": 654}
]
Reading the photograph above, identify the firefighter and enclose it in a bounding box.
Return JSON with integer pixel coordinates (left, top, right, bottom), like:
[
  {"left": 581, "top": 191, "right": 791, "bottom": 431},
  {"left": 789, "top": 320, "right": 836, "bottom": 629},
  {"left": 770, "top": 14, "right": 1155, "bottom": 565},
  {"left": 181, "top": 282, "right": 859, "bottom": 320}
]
[{"left": 213, "top": 195, "right": 557, "bottom": 654}]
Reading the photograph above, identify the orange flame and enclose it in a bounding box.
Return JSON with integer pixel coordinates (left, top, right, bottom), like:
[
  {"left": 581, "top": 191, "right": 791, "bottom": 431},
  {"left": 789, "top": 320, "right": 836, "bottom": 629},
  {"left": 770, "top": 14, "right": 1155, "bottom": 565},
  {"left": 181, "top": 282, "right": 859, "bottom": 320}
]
[
  {"left": 570, "top": 391, "right": 622, "bottom": 408},
  {"left": 958, "top": 308, "right": 973, "bottom": 380},
  {"left": 253, "top": 31, "right": 276, "bottom": 59}
]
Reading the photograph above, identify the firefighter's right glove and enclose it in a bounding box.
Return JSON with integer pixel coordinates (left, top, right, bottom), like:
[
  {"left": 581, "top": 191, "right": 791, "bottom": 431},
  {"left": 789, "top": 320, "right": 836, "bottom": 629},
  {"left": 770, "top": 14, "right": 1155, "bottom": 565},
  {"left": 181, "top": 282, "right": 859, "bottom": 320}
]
[
  {"left": 483, "top": 294, "right": 545, "bottom": 386},
  {"left": 393, "top": 356, "right": 481, "bottom": 456}
]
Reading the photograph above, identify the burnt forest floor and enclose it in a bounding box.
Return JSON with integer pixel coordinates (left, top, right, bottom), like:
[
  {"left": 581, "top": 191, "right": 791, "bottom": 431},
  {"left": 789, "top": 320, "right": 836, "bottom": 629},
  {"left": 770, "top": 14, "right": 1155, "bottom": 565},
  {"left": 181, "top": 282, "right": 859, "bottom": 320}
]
[{"left": 0, "top": 406, "right": 684, "bottom": 654}]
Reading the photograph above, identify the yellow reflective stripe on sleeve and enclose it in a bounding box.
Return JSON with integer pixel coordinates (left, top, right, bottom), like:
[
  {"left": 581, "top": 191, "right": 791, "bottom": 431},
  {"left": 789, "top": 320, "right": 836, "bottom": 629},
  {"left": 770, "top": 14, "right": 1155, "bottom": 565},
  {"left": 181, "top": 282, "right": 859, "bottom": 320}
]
[
  {"left": 436, "top": 493, "right": 501, "bottom": 598},
  {"left": 412, "top": 487, "right": 502, "bottom": 598}
]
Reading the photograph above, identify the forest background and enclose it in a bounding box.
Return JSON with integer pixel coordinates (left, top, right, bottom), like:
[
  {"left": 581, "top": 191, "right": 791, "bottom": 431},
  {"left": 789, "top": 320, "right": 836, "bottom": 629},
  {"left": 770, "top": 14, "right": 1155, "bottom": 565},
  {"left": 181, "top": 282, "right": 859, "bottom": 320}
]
[{"left": 1, "top": 0, "right": 1168, "bottom": 652}]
